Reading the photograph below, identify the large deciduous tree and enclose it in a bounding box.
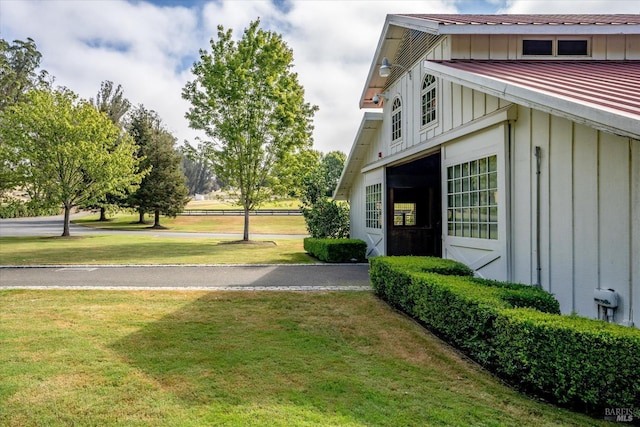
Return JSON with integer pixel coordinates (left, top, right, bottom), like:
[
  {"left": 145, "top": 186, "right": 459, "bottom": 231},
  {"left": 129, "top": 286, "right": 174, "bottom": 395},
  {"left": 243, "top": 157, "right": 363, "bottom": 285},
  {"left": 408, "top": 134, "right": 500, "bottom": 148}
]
[
  {"left": 182, "top": 19, "right": 317, "bottom": 241},
  {"left": 0, "top": 88, "right": 142, "bottom": 236},
  {"left": 128, "top": 105, "right": 189, "bottom": 228}
]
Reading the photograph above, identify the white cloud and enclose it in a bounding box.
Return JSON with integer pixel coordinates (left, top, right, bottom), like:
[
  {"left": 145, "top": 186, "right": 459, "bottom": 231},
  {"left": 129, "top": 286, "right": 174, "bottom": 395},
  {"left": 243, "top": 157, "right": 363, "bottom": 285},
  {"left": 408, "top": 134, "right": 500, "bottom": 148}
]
[{"left": 1, "top": 0, "right": 637, "bottom": 154}]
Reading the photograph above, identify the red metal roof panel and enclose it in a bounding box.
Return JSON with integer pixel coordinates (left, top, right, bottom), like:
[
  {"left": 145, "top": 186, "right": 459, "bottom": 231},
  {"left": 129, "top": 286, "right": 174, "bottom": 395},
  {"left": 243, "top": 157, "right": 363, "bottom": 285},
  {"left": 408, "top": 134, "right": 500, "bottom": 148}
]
[{"left": 428, "top": 60, "right": 640, "bottom": 117}]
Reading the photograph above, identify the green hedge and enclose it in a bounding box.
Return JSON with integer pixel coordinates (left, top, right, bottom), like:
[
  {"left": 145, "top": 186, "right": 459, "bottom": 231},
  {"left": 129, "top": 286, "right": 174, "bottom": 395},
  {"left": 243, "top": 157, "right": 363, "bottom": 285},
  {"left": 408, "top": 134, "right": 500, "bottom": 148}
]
[
  {"left": 303, "top": 238, "right": 366, "bottom": 263},
  {"left": 369, "top": 256, "right": 640, "bottom": 414}
]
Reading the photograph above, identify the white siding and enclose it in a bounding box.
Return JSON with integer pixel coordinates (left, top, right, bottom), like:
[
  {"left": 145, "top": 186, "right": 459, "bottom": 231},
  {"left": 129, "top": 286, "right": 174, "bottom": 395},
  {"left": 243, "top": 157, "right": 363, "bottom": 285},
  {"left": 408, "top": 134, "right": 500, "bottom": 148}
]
[{"left": 509, "top": 105, "right": 639, "bottom": 326}]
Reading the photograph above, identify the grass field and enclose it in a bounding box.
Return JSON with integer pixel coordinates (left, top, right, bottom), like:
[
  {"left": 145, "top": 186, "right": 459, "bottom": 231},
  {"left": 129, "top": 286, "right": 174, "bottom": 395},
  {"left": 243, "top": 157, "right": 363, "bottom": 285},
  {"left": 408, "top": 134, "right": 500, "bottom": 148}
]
[
  {"left": 74, "top": 213, "right": 308, "bottom": 235},
  {"left": 0, "top": 235, "right": 313, "bottom": 265},
  {"left": 0, "top": 290, "right": 608, "bottom": 427}
]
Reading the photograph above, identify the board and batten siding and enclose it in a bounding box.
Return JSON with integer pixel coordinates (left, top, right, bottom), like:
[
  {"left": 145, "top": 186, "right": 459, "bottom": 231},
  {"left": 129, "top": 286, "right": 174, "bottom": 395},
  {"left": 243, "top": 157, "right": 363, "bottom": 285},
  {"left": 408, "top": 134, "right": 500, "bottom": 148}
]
[
  {"left": 450, "top": 34, "right": 640, "bottom": 60},
  {"left": 510, "top": 105, "right": 639, "bottom": 326}
]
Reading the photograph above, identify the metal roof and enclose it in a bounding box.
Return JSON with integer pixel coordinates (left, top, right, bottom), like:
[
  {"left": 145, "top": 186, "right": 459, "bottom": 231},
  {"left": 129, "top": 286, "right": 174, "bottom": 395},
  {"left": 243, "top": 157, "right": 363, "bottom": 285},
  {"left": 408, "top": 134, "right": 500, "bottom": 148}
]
[
  {"left": 399, "top": 14, "right": 640, "bottom": 26},
  {"left": 424, "top": 60, "right": 640, "bottom": 138}
]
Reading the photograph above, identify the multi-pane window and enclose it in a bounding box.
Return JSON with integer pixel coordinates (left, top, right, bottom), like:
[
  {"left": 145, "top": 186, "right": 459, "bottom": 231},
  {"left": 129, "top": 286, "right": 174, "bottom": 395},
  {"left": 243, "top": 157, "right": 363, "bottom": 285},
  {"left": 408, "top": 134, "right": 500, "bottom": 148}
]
[
  {"left": 421, "top": 74, "right": 437, "bottom": 126},
  {"left": 393, "top": 203, "right": 416, "bottom": 226},
  {"left": 391, "top": 97, "right": 402, "bottom": 142},
  {"left": 447, "top": 155, "right": 498, "bottom": 239},
  {"left": 366, "top": 183, "right": 382, "bottom": 229}
]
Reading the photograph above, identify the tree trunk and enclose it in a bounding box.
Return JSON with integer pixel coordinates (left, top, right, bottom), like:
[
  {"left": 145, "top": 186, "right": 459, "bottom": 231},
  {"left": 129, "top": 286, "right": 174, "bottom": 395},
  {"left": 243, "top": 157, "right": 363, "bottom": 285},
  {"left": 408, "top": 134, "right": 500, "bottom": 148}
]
[
  {"left": 62, "top": 205, "right": 71, "bottom": 237},
  {"left": 99, "top": 207, "right": 107, "bottom": 221},
  {"left": 138, "top": 209, "right": 145, "bottom": 224},
  {"left": 153, "top": 209, "right": 161, "bottom": 228},
  {"left": 243, "top": 208, "right": 250, "bottom": 241}
]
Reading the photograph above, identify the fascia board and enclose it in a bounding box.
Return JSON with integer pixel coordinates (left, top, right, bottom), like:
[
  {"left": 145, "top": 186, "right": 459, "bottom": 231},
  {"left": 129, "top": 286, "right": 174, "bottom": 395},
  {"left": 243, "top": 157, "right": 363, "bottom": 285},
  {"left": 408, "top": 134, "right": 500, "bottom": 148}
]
[
  {"left": 334, "top": 112, "right": 383, "bottom": 200},
  {"left": 387, "top": 15, "right": 441, "bottom": 34},
  {"left": 423, "top": 61, "right": 640, "bottom": 139}
]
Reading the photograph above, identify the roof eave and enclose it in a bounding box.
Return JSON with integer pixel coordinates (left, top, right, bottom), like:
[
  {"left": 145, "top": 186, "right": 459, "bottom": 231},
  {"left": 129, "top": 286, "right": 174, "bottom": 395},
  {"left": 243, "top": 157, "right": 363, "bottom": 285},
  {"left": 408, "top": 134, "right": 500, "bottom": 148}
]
[
  {"left": 360, "top": 15, "right": 438, "bottom": 109},
  {"left": 423, "top": 60, "right": 640, "bottom": 139},
  {"left": 334, "top": 112, "right": 383, "bottom": 200}
]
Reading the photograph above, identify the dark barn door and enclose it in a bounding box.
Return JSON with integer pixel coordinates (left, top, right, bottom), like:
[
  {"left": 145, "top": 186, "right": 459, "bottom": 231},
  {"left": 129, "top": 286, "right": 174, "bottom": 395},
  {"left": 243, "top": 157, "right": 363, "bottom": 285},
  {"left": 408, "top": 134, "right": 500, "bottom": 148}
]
[{"left": 386, "top": 153, "right": 442, "bottom": 256}]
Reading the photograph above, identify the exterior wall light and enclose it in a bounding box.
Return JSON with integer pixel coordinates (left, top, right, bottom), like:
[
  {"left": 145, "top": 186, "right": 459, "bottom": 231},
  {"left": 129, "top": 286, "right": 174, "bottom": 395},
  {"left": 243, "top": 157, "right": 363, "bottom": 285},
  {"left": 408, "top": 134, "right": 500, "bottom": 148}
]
[{"left": 379, "top": 57, "right": 407, "bottom": 78}]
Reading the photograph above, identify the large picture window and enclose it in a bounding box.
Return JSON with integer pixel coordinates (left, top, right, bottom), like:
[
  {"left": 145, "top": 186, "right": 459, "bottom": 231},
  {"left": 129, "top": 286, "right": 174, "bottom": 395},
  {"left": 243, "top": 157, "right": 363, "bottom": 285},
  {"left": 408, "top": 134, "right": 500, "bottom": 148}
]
[
  {"left": 447, "top": 155, "right": 498, "bottom": 239},
  {"left": 391, "top": 97, "right": 402, "bottom": 143},
  {"left": 366, "top": 183, "right": 382, "bottom": 229},
  {"left": 421, "top": 74, "right": 436, "bottom": 127}
]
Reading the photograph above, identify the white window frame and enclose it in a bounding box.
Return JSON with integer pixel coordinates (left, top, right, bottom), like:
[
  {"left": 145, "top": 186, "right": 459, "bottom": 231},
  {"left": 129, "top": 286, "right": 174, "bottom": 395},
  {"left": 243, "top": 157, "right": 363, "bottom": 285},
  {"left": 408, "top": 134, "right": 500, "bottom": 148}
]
[
  {"left": 446, "top": 155, "right": 499, "bottom": 240},
  {"left": 365, "top": 183, "right": 383, "bottom": 229},
  {"left": 391, "top": 97, "right": 402, "bottom": 144},
  {"left": 421, "top": 74, "right": 437, "bottom": 129}
]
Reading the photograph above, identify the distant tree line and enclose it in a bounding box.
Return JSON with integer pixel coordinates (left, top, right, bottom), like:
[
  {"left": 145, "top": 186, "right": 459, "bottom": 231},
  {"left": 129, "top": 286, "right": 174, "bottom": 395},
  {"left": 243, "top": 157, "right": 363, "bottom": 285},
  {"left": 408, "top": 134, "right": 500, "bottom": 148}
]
[
  {"left": 0, "top": 38, "right": 188, "bottom": 235},
  {"left": 2, "top": 21, "right": 349, "bottom": 240}
]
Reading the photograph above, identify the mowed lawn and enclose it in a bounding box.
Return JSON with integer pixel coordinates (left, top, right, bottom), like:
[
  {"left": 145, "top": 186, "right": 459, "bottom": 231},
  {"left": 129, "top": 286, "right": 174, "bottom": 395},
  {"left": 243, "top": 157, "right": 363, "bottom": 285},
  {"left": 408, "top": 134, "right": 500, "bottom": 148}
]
[
  {"left": 0, "top": 290, "right": 608, "bottom": 427},
  {"left": 74, "top": 212, "right": 309, "bottom": 235},
  {"left": 0, "top": 213, "right": 311, "bottom": 265}
]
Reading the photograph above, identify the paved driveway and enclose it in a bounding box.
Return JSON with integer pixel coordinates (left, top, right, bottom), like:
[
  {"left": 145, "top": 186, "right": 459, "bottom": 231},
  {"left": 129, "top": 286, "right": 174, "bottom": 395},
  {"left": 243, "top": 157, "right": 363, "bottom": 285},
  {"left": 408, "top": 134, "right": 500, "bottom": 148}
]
[
  {"left": 0, "top": 214, "right": 371, "bottom": 291},
  {"left": 0, "top": 213, "right": 305, "bottom": 239},
  {"left": 0, "top": 264, "right": 371, "bottom": 291}
]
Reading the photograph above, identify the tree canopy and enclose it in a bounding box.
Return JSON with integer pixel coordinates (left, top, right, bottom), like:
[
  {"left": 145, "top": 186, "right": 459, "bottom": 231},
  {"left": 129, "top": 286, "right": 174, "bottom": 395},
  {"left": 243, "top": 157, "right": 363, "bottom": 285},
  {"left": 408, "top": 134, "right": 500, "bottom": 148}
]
[
  {"left": 0, "top": 88, "right": 142, "bottom": 236},
  {"left": 128, "top": 105, "right": 189, "bottom": 228},
  {"left": 180, "top": 141, "right": 217, "bottom": 196},
  {"left": 0, "top": 37, "right": 49, "bottom": 112},
  {"left": 182, "top": 19, "right": 317, "bottom": 240},
  {"left": 89, "top": 80, "right": 133, "bottom": 220}
]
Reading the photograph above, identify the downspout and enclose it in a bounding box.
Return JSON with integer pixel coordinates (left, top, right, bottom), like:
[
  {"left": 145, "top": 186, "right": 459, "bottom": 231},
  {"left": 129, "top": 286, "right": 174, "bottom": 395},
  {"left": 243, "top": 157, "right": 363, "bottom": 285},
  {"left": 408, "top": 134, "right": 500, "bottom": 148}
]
[{"left": 534, "top": 146, "right": 542, "bottom": 288}]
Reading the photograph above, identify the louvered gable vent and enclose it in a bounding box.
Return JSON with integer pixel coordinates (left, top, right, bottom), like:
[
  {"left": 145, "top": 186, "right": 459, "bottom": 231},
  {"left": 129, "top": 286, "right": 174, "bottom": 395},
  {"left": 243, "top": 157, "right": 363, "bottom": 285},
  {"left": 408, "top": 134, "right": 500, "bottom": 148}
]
[{"left": 383, "top": 29, "right": 441, "bottom": 91}]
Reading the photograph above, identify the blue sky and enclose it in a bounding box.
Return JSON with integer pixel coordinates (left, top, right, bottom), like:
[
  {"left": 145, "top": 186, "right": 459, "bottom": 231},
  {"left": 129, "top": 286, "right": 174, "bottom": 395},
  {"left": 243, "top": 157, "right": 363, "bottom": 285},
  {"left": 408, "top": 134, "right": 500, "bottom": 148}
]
[{"left": 1, "top": 0, "right": 638, "bottom": 153}]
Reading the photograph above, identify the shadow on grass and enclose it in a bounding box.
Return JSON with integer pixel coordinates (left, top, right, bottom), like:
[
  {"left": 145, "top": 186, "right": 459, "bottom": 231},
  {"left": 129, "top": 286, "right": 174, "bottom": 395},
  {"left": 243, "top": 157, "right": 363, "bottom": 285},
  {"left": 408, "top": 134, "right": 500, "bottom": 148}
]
[
  {"left": 109, "top": 292, "right": 391, "bottom": 424},
  {"left": 107, "top": 289, "right": 600, "bottom": 426}
]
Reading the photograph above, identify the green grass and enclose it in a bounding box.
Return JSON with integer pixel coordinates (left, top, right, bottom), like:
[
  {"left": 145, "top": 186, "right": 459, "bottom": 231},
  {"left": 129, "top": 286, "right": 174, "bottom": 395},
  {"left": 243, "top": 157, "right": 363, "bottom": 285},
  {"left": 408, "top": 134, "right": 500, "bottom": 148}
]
[
  {"left": 0, "top": 235, "right": 314, "bottom": 265},
  {"left": 74, "top": 213, "right": 308, "bottom": 234},
  {"left": 0, "top": 290, "right": 610, "bottom": 426}
]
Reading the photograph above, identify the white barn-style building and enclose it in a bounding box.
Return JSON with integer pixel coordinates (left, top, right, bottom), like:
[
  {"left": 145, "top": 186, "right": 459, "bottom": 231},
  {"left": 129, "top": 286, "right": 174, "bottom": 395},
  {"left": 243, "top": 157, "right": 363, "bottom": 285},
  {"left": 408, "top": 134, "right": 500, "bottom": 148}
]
[{"left": 335, "top": 14, "right": 640, "bottom": 327}]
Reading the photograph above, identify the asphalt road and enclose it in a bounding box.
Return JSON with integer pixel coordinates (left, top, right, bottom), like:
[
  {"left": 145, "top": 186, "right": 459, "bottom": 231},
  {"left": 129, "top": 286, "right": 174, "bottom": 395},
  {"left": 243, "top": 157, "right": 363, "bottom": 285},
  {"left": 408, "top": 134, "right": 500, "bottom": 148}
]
[
  {"left": 0, "top": 264, "right": 371, "bottom": 291},
  {"left": 0, "top": 213, "right": 305, "bottom": 239},
  {"left": 0, "top": 214, "right": 371, "bottom": 291}
]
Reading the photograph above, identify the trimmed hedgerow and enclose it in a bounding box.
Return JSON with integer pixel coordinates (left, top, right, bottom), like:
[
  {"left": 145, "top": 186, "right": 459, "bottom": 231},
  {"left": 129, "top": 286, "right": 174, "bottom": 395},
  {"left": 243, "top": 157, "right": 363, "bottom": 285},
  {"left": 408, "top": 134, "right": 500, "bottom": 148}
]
[
  {"left": 369, "top": 256, "right": 640, "bottom": 414},
  {"left": 303, "top": 238, "right": 366, "bottom": 263},
  {"left": 493, "top": 309, "right": 640, "bottom": 414},
  {"left": 472, "top": 277, "right": 560, "bottom": 314}
]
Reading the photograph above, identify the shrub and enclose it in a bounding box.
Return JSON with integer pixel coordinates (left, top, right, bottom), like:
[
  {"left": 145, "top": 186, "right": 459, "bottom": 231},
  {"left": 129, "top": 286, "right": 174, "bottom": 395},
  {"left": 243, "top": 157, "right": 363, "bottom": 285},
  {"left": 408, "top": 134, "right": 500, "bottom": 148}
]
[
  {"left": 301, "top": 199, "right": 350, "bottom": 238},
  {"left": 0, "top": 199, "right": 60, "bottom": 218},
  {"left": 472, "top": 278, "right": 560, "bottom": 314},
  {"left": 303, "top": 238, "right": 366, "bottom": 263},
  {"left": 369, "top": 256, "right": 640, "bottom": 414},
  {"left": 494, "top": 309, "right": 640, "bottom": 414}
]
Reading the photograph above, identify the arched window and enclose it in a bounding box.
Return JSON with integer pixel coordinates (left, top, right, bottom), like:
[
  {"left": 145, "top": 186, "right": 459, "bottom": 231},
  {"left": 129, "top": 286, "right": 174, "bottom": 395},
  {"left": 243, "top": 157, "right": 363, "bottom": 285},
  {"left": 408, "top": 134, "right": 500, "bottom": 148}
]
[
  {"left": 421, "top": 74, "right": 437, "bottom": 127},
  {"left": 391, "top": 97, "right": 402, "bottom": 142}
]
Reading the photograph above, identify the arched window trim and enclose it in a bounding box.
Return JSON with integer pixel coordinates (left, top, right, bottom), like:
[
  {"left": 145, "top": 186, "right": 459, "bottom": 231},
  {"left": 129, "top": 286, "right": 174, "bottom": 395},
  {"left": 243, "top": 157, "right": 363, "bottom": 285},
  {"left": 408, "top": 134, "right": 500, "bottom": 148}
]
[
  {"left": 421, "top": 74, "right": 437, "bottom": 128},
  {"left": 391, "top": 96, "right": 402, "bottom": 143}
]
